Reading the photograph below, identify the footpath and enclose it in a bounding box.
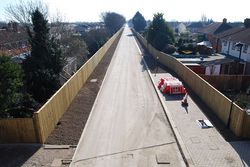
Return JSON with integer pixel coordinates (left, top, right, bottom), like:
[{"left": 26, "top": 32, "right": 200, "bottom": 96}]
[
  {"left": 135, "top": 37, "right": 250, "bottom": 167},
  {"left": 152, "top": 73, "right": 244, "bottom": 167}
]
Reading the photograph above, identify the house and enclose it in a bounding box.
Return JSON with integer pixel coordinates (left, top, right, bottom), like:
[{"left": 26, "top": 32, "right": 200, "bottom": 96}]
[
  {"left": 199, "top": 18, "right": 232, "bottom": 52},
  {"left": 186, "top": 22, "right": 204, "bottom": 33},
  {"left": 176, "top": 23, "right": 187, "bottom": 34},
  {"left": 175, "top": 54, "right": 228, "bottom": 75},
  {"left": 201, "top": 57, "right": 236, "bottom": 75},
  {"left": 219, "top": 18, "right": 250, "bottom": 74}
]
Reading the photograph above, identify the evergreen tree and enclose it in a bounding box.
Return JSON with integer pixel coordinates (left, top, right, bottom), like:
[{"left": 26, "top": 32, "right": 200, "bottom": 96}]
[
  {"left": 146, "top": 13, "right": 175, "bottom": 51},
  {"left": 132, "top": 11, "right": 147, "bottom": 32},
  {"left": 0, "top": 55, "right": 23, "bottom": 118},
  {"left": 23, "top": 9, "right": 64, "bottom": 103}
]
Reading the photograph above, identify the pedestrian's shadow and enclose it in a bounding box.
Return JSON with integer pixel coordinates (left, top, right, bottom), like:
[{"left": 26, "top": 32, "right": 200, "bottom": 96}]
[
  {"left": 140, "top": 59, "right": 147, "bottom": 72},
  {"left": 181, "top": 103, "right": 189, "bottom": 114}
]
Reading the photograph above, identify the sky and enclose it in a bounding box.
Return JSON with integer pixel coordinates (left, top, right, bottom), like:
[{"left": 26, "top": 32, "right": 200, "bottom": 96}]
[{"left": 0, "top": 0, "right": 249, "bottom": 22}]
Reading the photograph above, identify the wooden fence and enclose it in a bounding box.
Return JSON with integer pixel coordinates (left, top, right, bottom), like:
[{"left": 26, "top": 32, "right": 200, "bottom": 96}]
[
  {"left": 0, "top": 28, "right": 123, "bottom": 143},
  {"left": 201, "top": 75, "right": 250, "bottom": 91},
  {"left": 134, "top": 31, "right": 250, "bottom": 138},
  {"left": 0, "top": 118, "right": 37, "bottom": 143}
]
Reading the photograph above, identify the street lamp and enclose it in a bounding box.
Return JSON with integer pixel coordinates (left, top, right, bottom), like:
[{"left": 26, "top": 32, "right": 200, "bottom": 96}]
[
  {"left": 235, "top": 42, "right": 243, "bottom": 74},
  {"left": 235, "top": 42, "right": 243, "bottom": 61}
]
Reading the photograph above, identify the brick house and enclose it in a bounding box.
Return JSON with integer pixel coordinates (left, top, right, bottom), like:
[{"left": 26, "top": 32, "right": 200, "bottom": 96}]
[
  {"left": 199, "top": 18, "right": 232, "bottom": 52},
  {"left": 219, "top": 19, "right": 250, "bottom": 75}
]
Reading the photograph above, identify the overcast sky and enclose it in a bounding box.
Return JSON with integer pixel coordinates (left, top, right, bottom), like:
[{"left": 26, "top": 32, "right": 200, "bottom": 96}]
[{"left": 0, "top": 0, "right": 249, "bottom": 22}]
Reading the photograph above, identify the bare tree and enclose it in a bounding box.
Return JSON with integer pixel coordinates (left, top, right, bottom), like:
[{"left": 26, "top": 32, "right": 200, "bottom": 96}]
[
  {"left": 49, "top": 11, "right": 71, "bottom": 39},
  {"left": 5, "top": 0, "right": 48, "bottom": 26}
]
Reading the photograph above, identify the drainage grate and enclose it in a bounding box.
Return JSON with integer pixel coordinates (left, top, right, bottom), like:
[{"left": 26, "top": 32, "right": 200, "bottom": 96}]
[
  {"left": 62, "top": 159, "right": 72, "bottom": 164},
  {"left": 156, "top": 154, "right": 170, "bottom": 164},
  {"left": 90, "top": 79, "right": 98, "bottom": 82}
]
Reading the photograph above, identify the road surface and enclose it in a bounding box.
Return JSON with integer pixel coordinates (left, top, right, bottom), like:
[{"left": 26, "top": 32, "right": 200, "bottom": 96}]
[{"left": 70, "top": 27, "right": 185, "bottom": 167}]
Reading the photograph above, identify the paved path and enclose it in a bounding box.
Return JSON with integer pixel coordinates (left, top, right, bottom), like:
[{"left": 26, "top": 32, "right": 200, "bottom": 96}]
[
  {"left": 152, "top": 73, "right": 245, "bottom": 167},
  {"left": 70, "top": 27, "right": 185, "bottom": 166}
]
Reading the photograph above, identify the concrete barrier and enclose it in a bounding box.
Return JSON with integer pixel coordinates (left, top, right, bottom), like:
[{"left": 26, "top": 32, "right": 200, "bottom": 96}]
[
  {"left": 134, "top": 31, "right": 250, "bottom": 139},
  {"left": 0, "top": 28, "right": 123, "bottom": 143}
]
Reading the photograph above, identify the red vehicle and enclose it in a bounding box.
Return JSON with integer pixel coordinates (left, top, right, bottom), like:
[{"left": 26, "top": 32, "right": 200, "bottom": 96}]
[{"left": 158, "top": 77, "right": 186, "bottom": 95}]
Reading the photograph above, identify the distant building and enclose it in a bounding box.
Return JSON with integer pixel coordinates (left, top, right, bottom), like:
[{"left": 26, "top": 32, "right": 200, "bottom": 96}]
[
  {"left": 199, "top": 18, "right": 232, "bottom": 52},
  {"left": 176, "top": 23, "right": 187, "bottom": 34},
  {"left": 186, "top": 22, "right": 204, "bottom": 33},
  {"left": 0, "top": 22, "right": 29, "bottom": 57}
]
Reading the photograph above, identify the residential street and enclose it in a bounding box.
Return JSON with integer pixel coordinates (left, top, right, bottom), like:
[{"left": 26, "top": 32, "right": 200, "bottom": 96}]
[{"left": 70, "top": 27, "right": 186, "bottom": 166}]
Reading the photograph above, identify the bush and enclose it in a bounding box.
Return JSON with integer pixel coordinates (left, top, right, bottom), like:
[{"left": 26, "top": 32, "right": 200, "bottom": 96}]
[
  {"left": 197, "top": 45, "right": 213, "bottom": 55},
  {"left": 7, "top": 93, "right": 39, "bottom": 118},
  {"left": 163, "top": 44, "right": 177, "bottom": 54},
  {"left": 82, "top": 28, "right": 109, "bottom": 57}
]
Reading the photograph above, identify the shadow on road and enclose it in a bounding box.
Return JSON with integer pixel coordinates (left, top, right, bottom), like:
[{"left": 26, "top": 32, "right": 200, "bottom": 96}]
[
  {"left": 0, "top": 144, "right": 41, "bottom": 167},
  {"left": 164, "top": 94, "right": 184, "bottom": 101},
  {"left": 230, "top": 141, "right": 250, "bottom": 166}
]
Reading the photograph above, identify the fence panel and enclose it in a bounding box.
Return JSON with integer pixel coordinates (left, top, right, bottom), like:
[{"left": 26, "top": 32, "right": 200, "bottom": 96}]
[{"left": 0, "top": 118, "right": 37, "bottom": 143}]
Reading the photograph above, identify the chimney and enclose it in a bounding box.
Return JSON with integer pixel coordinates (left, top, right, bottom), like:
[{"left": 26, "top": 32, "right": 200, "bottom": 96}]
[
  {"left": 223, "top": 18, "right": 227, "bottom": 24},
  {"left": 244, "top": 18, "right": 250, "bottom": 28}
]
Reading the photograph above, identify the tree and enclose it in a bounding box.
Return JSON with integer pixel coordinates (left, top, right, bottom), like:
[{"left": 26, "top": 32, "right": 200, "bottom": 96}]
[
  {"left": 5, "top": 0, "right": 48, "bottom": 30},
  {"left": 146, "top": 13, "right": 175, "bottom": 51},
  {"left": 61, "top": 36, "right": 89, "bottom": 68},
  {"left": 0, "top": 55, "right": 23, "bottom": 118},
  {"left": 132, "top": 11, "right": 147, "bottom": 32},
  {"left": 23, "top": 9, "right": 64, "bottom": 103},
  {"left": 82, "top": 28, "right": 109, "bottom": 56},
  {"left": 101, "top": 12, "right": 126, "bottom": 35}
]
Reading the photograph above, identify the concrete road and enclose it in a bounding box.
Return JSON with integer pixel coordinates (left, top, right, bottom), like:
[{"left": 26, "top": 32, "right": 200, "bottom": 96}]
[{"left": 70, "top": 27, "right": 185, "bottom": 167}]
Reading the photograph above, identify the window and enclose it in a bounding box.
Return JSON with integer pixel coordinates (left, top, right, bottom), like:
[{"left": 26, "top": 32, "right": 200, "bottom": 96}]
[
  {"left": 243, "top": 44, "right": 248, "bottom": 53},
  {"left": 232, "top": 42, "right": 236, "bottom": 50}
]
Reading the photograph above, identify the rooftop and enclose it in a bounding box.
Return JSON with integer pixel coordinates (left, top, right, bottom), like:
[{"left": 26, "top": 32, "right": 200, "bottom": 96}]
[
  {"left": 220, "top": 28, "right": 250, "bottom": 45},
  {"left": 199, "top": 21, "right": 232, "bottom": 35}
]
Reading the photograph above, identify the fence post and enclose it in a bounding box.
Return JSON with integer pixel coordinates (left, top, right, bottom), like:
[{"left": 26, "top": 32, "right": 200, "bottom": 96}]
[{"left": 33, "top": 113, "right": 43, "bottom": 143}]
